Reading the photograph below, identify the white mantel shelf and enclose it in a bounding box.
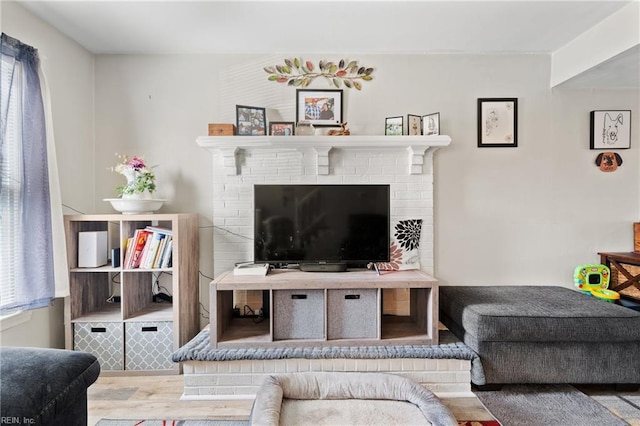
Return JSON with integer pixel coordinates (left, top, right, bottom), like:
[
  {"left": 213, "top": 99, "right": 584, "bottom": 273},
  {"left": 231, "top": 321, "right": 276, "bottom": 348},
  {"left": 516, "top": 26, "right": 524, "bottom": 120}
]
[{"left": 197, "top": 135, "right": 451, "bottom": 175}]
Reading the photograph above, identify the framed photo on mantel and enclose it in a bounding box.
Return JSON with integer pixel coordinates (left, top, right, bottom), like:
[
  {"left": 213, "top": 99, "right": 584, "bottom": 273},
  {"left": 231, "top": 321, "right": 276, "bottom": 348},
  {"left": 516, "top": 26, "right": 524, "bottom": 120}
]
[
  {"left": 296, "top": 89, "right": 343, "bottom": 127},
  {"left": 478, "top": 98, "right": 518, "bottom": 147},
  {"left": 269, "top": 121, "right": 295, "bottom": 136},
  {"left": 385, "top": 116, "right": 404, "bottom": 136},
  {"left": 407, "top": 114, "right": 421, "bottom": 135},
  {"left": 422, "top": 112, "right": 440, "bottom": 135},
  {"left": 236, "top": 105, "right": 266, "bottom": 136}
]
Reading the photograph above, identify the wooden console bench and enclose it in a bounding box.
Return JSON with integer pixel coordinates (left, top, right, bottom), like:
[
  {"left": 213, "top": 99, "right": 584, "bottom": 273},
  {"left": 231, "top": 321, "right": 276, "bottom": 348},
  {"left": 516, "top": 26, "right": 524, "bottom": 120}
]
[
  {"left": 176, "top": 271, "right": 473, "bottom": 397},
  {"left": 211, "top": 269, "right": 439, "bottom": 348}
]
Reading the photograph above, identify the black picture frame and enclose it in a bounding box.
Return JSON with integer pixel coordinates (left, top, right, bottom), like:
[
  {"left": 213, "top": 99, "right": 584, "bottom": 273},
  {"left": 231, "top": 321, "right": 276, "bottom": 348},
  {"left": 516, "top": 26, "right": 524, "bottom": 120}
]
[
  {"left": 407, "top": 114, "right": 421, "bottom": 135},
  {"left": 422, "top": 112, "right": 440, "bottom": 135},
  {"left": 590, "top": 110, "right": 631, "bottom": 149},
  {"left": 477, "top": 98, "right": 518, "bottom": 147},
  {"left": 236, "top": 105, "right": 266, "bottom": 136},
  {"left": 296, "top": 89, "right": 343, "bottom": 127},
  {"left": 269, "top": 121, "right": 295, "bottom": 136},
  {"left": 385, "top": 116, "right": 403, "bottom": 136}
]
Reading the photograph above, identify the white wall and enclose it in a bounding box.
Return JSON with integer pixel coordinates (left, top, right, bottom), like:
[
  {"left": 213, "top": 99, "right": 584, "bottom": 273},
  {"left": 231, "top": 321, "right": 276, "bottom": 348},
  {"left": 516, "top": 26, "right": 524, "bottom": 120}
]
[
  {"left": 1, "top": 2, "right": 94, "bottom": 347},
  {"left": 93, "top": 53, "right": 638, "bottom": 320},
  {"left": 437, "top": 80, "right": 639, "bottom": 286}
]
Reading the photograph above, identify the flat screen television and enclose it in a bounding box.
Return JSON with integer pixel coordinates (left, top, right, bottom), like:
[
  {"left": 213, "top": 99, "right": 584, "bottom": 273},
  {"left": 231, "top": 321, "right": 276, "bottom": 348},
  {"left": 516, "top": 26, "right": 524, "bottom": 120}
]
[{"left": 254, "top": 184, "right": 390, "bottom": 269}]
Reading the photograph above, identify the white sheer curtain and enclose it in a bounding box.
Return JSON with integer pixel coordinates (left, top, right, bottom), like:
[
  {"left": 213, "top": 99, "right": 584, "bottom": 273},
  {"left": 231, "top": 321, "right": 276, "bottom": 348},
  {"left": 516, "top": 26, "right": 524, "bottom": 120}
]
[
  {"left": 0, "top": 33, "right": 68, "bottom": 314},
  {"left": 39, "top": 53, "right": 69, "bottom": 299}
]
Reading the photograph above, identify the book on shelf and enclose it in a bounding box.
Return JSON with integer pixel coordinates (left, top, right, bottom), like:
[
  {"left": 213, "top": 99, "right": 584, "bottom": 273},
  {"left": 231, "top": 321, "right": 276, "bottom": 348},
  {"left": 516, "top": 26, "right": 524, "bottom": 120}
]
[
  {"left": 133, "top": 230, "right": 155, "bottom": 269},
  {"left": 127, "top": 229, "right": 152, "bottom": 269},
  {"left": 143, "top": 232, "right": 166, "bottom": 269},
  {"left": 160, "top": 238, "right": 173, "bottom": 268},
  {"left": 121, "top": 227, "right": 175, "bottom": 270},
  {"left": 145, "top": 225, "right": 173, "bottom": 235},
  {"left": 122, "top": 237, "right": 134, "bottom": 269},
  {"left": 152, "top": 236, "right": 167, "bottom": 268}
]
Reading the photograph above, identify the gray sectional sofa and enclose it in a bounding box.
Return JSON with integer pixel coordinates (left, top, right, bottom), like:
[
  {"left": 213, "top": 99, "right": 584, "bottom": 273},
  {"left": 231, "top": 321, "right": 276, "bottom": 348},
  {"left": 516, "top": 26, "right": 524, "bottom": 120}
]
[
  {"left": 0, "top": 347, "right": 100, "bottom": 425},
  {"left": 439, "top": 286, "right": 640, "bottom": 387}
]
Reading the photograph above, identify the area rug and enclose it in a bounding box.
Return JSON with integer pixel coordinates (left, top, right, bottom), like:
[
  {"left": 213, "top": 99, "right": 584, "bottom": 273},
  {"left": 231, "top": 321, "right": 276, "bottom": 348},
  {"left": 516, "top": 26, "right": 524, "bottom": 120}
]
[
  {"left": 96, "top": 421, "right": 248, "bottom": 426},
  {"left": 97, "top": 421, "right": 498, "bottom": 426},
  {"left": 589, "top": 394, "right": 640, "bottom": 423},
  {"left": 474, "top": 384, "right": 628, "bottom": 426}
]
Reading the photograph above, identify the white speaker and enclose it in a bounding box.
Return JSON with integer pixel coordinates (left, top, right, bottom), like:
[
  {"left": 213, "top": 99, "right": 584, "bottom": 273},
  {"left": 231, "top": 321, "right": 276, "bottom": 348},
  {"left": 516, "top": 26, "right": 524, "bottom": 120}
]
[{"left": 78, "top": 231, "right": 108, "bottom": 268}]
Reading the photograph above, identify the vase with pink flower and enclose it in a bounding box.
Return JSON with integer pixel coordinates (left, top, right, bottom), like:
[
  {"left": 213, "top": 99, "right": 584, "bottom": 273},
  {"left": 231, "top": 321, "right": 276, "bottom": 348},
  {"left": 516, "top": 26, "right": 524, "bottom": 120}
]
[
  {"left": 113, "top": 154, "right": 156, "bottom": 199},
  {"left": 104, "top": 154, "right": 165, "bottom": 214}
]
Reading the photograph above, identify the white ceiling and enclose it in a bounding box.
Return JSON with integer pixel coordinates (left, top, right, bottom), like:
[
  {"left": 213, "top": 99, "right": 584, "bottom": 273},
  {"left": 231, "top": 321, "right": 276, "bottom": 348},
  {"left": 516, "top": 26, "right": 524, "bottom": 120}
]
[{"left": 15, "top": 0, "right": 640, "bottom": 87}]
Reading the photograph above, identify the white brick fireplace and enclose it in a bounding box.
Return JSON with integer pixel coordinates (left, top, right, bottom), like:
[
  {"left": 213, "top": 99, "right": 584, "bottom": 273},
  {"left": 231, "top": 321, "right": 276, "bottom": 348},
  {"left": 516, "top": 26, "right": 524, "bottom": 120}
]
[
  {"left": 188, "top": 135, "right": 466, "bottom": 399},
  {"left": 197, "top": 135, "right": 451, "bottom": 278}
]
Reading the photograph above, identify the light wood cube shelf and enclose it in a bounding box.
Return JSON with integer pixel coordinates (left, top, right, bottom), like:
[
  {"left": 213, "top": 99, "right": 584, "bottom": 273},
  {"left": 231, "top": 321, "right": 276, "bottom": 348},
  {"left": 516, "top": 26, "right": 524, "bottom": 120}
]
[
  {"left": 64, "top": 213, "right": 199, "bottom": 374},
  {"left": 211, "top": 269, "right": 439, "bottom": 348}
]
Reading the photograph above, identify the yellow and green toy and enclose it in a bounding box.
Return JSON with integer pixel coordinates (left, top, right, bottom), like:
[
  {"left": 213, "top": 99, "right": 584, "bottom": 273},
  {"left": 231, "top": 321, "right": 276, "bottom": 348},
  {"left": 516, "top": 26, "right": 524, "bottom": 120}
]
[{"left": 573, "top": 264, "right": 619, "bottom": 303}]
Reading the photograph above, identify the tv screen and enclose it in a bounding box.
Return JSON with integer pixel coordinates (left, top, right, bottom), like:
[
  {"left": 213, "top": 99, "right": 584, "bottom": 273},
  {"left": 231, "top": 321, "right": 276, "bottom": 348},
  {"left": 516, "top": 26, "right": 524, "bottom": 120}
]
[{"left": 254, "top": 184, "right": 390, "bottom": 268}]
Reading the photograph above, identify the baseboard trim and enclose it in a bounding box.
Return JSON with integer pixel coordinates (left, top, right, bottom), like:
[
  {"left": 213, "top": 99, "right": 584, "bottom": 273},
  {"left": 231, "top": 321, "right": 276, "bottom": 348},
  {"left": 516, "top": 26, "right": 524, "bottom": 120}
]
[{"left": 180, "top": 394, "right": 256, "bottom": 401}]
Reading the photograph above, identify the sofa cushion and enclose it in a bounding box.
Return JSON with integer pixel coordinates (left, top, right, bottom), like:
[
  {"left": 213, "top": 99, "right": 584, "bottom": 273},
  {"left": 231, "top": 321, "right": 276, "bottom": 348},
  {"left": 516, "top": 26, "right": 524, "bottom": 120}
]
[
  {"left": 0, "top": 347, "right": 100, "bottom": 424},
  {"left": 439, "top": 286, "right": 640, "bottom": 342}
]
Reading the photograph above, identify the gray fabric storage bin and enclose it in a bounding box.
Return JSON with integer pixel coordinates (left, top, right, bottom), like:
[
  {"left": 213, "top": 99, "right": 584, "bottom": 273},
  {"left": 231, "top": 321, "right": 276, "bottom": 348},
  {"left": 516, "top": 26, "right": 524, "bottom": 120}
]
[
  {"left": 125, "top": 321, "right": 174, "bottom": 370},
  {"left": 74, "top": 322, "right": 123, "bottom": 370},
  {"left": 327, "top": 288, "right": 378, "bottom": 339},
  {"left": 273, "top": 289, "right": 324, "bottom": 340}
]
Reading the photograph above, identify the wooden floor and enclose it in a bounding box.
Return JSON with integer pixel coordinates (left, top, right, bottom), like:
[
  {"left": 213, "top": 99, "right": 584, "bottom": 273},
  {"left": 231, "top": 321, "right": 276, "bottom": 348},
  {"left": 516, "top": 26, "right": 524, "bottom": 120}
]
[{"left": 87, "top": 374, "right": 495, "bottom": 425}]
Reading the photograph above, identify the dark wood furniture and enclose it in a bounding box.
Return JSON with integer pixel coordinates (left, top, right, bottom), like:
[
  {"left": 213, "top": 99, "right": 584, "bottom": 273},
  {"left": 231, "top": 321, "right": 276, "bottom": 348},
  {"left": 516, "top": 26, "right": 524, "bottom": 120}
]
[{"left": 598, "top": 251, "right": 640, "bottom": 301}]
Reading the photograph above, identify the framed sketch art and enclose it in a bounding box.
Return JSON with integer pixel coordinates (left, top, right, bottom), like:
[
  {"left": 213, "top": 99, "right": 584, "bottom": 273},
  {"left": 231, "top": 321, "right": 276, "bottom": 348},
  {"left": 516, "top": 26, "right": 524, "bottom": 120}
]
[
  {"left": 422, "top": 112, "right": 440, "bottom": 135},
  {"left": 590, "top": 110, "right": 631, "bottom": 149},
  {"left": 478, "top": 98, "right": 518, "bottom": 147},
  {"left": 236, "top": 105, "right": 266, "bottom": 136},
  {"left": 407, "top": 114, "right": 421, "bottom": 135},
  {"left": 296, "top": 89, "right": 343, "bottom": 127}
]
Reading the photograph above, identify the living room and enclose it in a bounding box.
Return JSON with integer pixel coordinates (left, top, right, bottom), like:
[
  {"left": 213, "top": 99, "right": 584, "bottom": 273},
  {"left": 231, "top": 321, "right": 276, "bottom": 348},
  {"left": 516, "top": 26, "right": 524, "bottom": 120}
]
[{"left": 1, "top": 0, "right": 638, "bottom": 424}]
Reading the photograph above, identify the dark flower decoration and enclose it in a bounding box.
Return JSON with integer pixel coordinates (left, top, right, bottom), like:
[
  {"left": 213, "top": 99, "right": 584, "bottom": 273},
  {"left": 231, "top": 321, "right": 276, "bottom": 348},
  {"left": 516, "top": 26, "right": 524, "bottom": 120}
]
[{"left": 395, "top": 219, "right": 423, "bottom": 251}]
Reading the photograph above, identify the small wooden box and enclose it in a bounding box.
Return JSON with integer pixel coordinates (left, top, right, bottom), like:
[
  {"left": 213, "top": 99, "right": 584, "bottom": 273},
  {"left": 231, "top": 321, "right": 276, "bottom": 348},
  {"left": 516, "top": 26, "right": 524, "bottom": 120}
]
[
  {"left": 634, "top": 222, "right": 640, "bottom": 252},
  {"left": 208, "top": 123, "right": 236, "bottom": 136}
]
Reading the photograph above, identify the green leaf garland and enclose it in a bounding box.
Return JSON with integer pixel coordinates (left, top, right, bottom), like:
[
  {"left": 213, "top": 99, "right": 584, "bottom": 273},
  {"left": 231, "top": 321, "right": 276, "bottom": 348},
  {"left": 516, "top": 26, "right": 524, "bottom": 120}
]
[{"left": 264, "top": 58, "right": 375, "bottom": 90}]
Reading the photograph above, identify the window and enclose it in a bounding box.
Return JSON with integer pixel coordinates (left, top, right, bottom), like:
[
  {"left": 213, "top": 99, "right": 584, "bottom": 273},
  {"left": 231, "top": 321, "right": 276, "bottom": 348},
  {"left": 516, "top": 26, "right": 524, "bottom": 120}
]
[{"left": 0, "top": 49, "right": 24, "bottom": 311}]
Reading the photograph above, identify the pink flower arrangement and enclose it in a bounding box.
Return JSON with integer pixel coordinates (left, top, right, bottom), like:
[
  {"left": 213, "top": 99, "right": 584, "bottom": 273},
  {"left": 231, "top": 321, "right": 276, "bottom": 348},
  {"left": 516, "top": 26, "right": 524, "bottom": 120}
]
[{"left": 111, "top": 153, "right": 156, "bottom": 196}]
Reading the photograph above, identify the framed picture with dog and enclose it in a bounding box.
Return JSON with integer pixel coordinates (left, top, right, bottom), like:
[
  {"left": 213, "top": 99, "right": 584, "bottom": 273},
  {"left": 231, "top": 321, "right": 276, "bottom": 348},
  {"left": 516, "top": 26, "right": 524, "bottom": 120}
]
[{"left": 590, "top": 110, "right": 631, "bottom": 149}]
